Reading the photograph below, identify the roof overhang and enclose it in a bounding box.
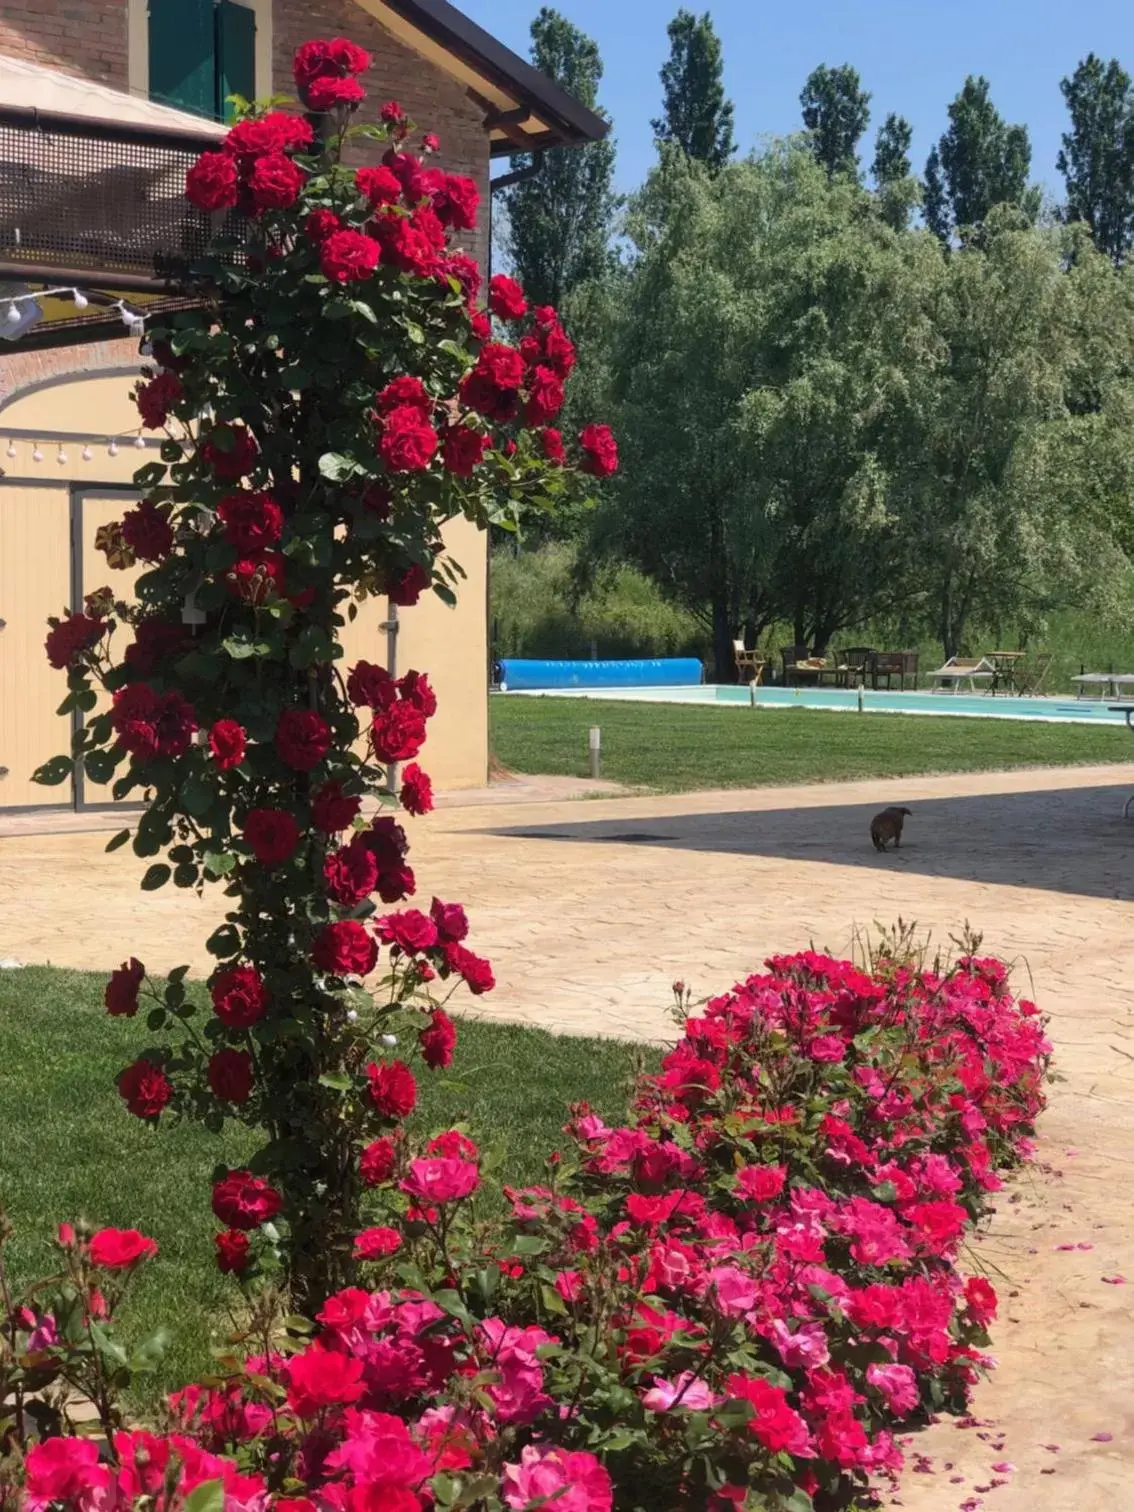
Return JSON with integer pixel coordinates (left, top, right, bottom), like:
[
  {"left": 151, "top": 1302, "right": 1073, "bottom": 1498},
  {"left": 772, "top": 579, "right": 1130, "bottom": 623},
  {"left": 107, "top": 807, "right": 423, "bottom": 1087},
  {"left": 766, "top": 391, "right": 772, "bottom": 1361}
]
[{"left": 354, "top": 0, "right": 609, "bottom": 156}]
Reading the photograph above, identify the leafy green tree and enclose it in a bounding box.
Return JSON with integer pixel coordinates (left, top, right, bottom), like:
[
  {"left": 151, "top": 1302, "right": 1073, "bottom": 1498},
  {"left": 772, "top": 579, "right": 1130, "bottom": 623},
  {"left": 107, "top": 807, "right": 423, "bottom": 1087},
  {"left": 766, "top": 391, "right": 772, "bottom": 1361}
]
[
  {"left": 871, "top": 112, "right": 918, "bottom": 230},
  {"left": 591, "top": 148, "right": 932, "bottom": 675},
  {"left": 923, "top": 76, "right": 1039, "bottom": 241},
  {"left": 1058, "top": 53, "right": 1134, "bottom": 266},
  {"left": 800, "top": 63, "right": 871, "bottom": 179},
  {"left": 652, "top": 9, "right": 736, "bottom": 171},
  {"left": 501, "top": 8, "right": 616, "bottom": 309}
]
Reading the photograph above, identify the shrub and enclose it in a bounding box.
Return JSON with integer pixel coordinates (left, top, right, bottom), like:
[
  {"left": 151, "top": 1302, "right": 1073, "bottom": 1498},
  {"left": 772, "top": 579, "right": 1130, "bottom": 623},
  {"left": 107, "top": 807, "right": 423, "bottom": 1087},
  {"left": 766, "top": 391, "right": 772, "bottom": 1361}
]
[{"left": 8, "top": 949, "right": 1047, "bottom": 1510}]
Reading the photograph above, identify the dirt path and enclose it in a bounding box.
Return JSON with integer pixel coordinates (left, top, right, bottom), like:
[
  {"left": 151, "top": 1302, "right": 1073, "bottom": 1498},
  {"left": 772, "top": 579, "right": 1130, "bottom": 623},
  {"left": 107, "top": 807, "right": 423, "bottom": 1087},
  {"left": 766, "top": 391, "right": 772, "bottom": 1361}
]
[{"left": 2, "top": 761, "right": 1132, "bottom": 1508}]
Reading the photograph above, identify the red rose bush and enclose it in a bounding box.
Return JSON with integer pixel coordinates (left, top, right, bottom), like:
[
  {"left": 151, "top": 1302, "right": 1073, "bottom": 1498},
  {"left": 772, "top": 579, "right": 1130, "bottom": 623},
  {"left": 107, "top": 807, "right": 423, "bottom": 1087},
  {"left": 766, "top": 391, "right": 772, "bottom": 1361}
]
[{"left": 37, "top": 37, "right": 615, "bottom": 1314}]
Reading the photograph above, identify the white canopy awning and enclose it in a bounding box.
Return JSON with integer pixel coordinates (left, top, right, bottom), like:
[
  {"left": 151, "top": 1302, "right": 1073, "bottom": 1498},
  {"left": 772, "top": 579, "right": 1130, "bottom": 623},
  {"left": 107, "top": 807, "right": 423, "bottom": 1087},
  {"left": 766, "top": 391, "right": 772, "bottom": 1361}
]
[{"left": 0, "top": 54, "right": 226, "bottom": 141}]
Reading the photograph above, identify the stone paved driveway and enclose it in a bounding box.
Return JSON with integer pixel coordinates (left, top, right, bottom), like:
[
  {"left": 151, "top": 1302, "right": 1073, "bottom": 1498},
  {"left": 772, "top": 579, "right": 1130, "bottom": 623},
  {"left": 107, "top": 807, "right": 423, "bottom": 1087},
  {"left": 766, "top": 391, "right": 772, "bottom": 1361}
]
[{"left": 2, "top": 761, "right": 1133, "bottom": 1509}]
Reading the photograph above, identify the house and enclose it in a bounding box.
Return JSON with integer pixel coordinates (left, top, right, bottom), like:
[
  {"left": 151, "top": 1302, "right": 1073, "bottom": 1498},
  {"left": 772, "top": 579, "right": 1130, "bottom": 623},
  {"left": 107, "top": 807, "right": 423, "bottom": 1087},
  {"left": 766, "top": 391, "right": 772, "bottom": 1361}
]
[{"left": 0, "top": 0, "right": 606, "bottom": 810}]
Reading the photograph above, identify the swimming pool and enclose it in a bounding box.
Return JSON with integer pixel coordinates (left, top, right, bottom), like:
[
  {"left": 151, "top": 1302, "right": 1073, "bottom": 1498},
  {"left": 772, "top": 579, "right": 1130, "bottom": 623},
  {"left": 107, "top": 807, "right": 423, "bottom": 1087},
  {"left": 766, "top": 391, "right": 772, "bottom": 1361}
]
[{"left": 499, "top": 682, "right": 1134, "bottom": 727}]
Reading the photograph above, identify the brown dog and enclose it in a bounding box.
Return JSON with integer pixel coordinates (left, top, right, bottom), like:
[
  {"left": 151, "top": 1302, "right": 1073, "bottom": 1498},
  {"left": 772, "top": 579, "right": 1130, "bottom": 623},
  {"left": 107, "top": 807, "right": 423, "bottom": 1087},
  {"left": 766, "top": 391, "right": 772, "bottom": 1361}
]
[{"left": 871, "top": 806, "right": 911, "bottom": 852}]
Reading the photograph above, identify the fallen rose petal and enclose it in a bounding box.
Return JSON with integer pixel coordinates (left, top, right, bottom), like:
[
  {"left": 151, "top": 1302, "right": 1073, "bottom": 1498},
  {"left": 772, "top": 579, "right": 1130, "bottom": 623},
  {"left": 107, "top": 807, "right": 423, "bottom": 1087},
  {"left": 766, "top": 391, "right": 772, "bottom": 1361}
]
[
  {"left": 991, "top": 1462, "right": 1015, "bottom": 1473},
  {"left": 1055, "top": 1243, "right": 1076, "bottom": 1251},
  {"left": 1076, "top": 1242, "right": 1094, "bottom": 1251},
  {"left": 1091, "top": 1432, "right": 1114, "bottom": 1443},
  {"left": 1101, "top": 1274, "right": 1127, "bottom": 1285},
  {"left": 1042, "top": 1445, "right": 1061, "bottom": 1453}
]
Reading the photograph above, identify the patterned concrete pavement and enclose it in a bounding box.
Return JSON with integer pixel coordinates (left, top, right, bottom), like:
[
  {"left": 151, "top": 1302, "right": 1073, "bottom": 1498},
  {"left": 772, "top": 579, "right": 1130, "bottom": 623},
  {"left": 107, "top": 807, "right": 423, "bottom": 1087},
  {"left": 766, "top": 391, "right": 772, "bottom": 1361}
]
[{"left": 2, "top": 760, "right": 1133, "bottom": 1508}]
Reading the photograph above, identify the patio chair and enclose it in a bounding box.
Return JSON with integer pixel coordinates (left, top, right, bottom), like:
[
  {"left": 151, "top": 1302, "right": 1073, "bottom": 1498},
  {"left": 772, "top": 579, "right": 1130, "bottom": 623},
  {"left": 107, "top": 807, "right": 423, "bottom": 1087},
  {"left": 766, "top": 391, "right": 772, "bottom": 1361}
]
[
  {"left": 873, "top": 652, "right": 907, "bottom": 691},
  {"left": 840, "top": 647, "right": 877, "bottom": 687},
  {"left": 732, "top": 639, "right": 766, "bottom": 685},
  {"left": 1014, "top": 654, "right": 1053, "bottom": 696},
  {"left": 782, "top": 645, "right": 820, "bottom": 686},
  {"left": 926, "top": 656, "right": 996, "bottom": 693}
]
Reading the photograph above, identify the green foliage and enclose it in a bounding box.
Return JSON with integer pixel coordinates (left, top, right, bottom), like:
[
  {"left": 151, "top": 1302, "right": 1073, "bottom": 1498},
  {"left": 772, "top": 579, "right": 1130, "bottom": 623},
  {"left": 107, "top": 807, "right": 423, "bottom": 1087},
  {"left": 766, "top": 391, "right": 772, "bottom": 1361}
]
[
  {"left": 1058, "top": 53, "right": 1134, "bottom": 267},
  {"left": 923, "top": 75, "right": 1040, "bottom": 242},
  {"left": 500, "top": 8, "right": 617, "bottom": 309},
  {"left": 651, "top": 8, "right": 736, "bottom": 172},
  {"left": 490, "top": 543, "right": 704, "bottom": 660},
  {"left": 799, "top": 62, "right": 871, "bottom": 180},
  {"left": 871, "top": 112, "right": 919, "bottom": 231}
]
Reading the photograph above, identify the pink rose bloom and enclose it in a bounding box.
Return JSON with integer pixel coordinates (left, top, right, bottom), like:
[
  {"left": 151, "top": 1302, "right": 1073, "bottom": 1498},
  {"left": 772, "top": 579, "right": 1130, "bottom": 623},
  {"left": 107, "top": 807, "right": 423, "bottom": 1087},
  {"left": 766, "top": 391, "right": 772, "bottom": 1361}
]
[
  {"left": 867, "top": 1361, "right": 920, "bottom": 1417},
  {"left": 708, "top": 1264, "right": 757, "bottom": 1316},
  {"left": 807, "top": 1034, "right": 847, "bottom": 1062},
  {"left": 402, "top": 1156, "right": 479, "bottom": 1205},
  {"left": 770, "top": 1319, "right": 830, "bottom": 1370},
  {"left": 735, "top": 1163, "right": 787, "bottom": 1202},
  {"left": 502, "top": 1445, "right": 612, "bottom": 1512},
  {"left": 642, "top": 1372, "right": 718, "bottom": 1412}
]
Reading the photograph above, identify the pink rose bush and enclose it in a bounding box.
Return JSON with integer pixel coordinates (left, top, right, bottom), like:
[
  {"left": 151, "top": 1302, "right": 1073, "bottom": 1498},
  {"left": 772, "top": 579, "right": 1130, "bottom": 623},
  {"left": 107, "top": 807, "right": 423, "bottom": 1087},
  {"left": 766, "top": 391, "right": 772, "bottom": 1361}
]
[{"left": 4, "top": 950, "right": 1046, "bottom": 1509}]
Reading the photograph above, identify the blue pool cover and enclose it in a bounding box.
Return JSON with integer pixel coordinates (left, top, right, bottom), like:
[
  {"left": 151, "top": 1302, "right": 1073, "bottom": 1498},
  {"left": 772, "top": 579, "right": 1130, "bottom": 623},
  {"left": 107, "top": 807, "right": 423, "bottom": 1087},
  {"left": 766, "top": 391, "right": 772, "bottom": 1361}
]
[{"left": 499, "top": 658, "right": 703, "bottom": 690}]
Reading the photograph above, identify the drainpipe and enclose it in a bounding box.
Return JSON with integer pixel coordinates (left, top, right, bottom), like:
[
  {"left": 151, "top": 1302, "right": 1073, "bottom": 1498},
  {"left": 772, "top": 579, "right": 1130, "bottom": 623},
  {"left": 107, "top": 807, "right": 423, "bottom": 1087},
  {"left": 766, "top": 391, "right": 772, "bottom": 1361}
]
[{"left": 382, "top": 602, "right": 399, "bottom": 794}]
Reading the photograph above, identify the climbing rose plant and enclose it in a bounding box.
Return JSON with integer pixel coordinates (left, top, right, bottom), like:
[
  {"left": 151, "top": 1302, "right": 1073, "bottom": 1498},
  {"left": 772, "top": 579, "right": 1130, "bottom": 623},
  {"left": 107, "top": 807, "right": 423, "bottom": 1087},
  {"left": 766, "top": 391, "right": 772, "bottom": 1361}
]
[{"left": 38, "top": 38, "right": 616, "bottom": 1313}]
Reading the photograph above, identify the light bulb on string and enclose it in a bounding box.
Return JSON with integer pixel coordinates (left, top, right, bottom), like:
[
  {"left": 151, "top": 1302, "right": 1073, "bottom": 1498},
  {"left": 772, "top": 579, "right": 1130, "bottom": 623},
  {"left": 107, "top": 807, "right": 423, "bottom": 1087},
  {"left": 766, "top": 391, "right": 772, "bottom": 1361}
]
[
  {"left": 5, "top": 440, "right": 16, "bottom": 459},
  {"left": 5, "top": 302, "right": 21, "bottom": 327},
  {"left": 71, "top": 289, "right": 88, "bottom": 310},
  {"left": 133, "top": 434, "right": 146, "bottom": 449},
  {"left": 31, "top": 443, "right": 43, "bottom": 463},
  {"left": 81, "top": 444, "right": 93, "bottom": 462},
  {"left": 57, "top": 445, "right": 67, "bottom": 465},
  {"left": 107, "top": 438, "right": 118, "bottom": 457}
]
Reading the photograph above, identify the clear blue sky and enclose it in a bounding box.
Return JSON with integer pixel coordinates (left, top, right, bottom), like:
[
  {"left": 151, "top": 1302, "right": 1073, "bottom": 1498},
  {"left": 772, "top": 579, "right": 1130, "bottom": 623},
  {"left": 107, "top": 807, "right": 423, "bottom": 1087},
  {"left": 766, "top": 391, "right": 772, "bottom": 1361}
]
[{"left": 458, "top": 0, "right": 1132, "bottom": 197}]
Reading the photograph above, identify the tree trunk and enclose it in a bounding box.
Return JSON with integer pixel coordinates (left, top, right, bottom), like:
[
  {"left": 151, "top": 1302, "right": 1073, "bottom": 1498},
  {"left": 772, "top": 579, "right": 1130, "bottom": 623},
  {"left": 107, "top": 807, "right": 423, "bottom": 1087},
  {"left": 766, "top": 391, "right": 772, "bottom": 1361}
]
[{"left": 711, "top": 593, "right": 733, "bottom": 684}]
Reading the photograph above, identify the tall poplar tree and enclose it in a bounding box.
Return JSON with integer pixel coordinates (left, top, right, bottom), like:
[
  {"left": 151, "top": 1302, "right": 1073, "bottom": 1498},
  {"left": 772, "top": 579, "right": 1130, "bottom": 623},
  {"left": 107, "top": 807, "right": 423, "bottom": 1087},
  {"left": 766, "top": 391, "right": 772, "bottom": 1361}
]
[
  {"left": 652, "top": 9, "right": 736, "bottom": 171},
  {"left": 1058, "top": 53, "right": 1134, "bottom": 266},
  {"left": 799, "top": 63, "right": 871, "bottom": 179},
  {"left": 923, "top": 76, "right": 1039, "bottom": 242}
]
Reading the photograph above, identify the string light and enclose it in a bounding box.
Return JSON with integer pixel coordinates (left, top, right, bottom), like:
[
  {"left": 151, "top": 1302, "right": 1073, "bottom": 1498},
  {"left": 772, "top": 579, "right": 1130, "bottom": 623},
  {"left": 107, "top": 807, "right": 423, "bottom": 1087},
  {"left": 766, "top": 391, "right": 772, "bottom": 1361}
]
[
  {"left": 56, "top": 445, "right": 67, "bottom": 465},
  {"left": 71, "top": 289, "right": 88, "bottom": 310},
  {"left": 81, "top": 444, "right": 93, "bottom": 462},
  {"left": 31, "top": 443, "right": 43, "bottom": 463},
  {"left": 133, "top": 434, "right": 147, "bottom": 449},
  {"left": 107, "top": 439, "right": 118, "bottom": 457},
  {"left": 4, "top": 302, "right": 20, "bottom": 327},
  {"left": 5, "top": 440, "right": 16, "bottom": 459}
]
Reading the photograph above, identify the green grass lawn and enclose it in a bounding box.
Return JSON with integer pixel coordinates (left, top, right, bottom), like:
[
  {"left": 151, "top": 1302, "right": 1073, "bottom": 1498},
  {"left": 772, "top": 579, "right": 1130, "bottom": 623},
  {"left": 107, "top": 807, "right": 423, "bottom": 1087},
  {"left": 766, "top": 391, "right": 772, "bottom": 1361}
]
[
  {"left": 0, "top": 967, "right": 651, "bottom": 1407},
  {"left": 490, "top": 696, "right": 1133, "bottom": 793}
]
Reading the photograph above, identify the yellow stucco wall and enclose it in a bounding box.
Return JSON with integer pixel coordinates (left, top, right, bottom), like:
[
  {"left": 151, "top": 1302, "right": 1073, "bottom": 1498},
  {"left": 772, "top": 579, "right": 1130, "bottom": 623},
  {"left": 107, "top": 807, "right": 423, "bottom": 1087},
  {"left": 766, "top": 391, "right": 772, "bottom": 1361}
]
[{"left": 0, "top": 370, "right": 488, "bottom": 806}]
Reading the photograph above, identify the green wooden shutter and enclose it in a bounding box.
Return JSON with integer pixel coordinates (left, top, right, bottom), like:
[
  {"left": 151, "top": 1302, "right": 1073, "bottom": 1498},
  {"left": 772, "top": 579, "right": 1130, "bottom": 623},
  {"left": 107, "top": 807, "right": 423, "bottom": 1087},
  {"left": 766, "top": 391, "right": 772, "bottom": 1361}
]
[
  {"left": 217, "top": 1, "right": 257, "bottom": 122},
  {"left": 148, "top": 0, "right": 217, "bottom": 119}
]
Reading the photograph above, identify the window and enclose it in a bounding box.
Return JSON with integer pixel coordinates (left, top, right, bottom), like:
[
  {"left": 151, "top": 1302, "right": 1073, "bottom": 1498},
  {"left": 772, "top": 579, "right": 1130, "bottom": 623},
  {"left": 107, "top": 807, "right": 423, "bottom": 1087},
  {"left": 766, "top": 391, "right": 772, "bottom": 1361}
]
[{"left": 148, "top": 0, "right": 256, "bottom": 122}]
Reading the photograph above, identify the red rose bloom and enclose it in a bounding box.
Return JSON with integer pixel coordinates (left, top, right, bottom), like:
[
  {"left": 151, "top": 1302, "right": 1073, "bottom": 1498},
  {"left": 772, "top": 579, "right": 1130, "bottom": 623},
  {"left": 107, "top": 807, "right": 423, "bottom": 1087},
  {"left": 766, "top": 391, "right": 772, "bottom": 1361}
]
[
  {"left": 376, "top": 375, "right": 431, "bottom": 414},
  {"left": 367, "top": 1059, "right": 417, "bottom": 1119},
  {"left": 477, "top": 342, "right": 525, "bottom": 390},
  {"left": 212, "top": 1171, "right": 282, "bottom": 1231},
  {"left": 433, "top": 173, "right": 480, "bottom": 230},
  {"left": 420, "top": 1008, "right": 457, "bottom": 1069},
  {"left": 431, "top": 898, "right": 468, "bottom": 943},
  {"left": 541, "top": 428, "right": 566, "bottom": 466},
  {"left": 524, "top": 366, "right": 565, "bottom": 426},
  {"left": 324, "top": 840, "right": 379, "bottom": 907},
  {"left": 208, "top": 1049, "right": 255, "bottom": 1105},
  {"left": 488, "top": 273, "right": 528, "bottom": 321},
  {"left": 963, "top": 1275, "right": 998, "bottom": 1327},
  {"left": 356, "top": 165, "right": 402, "bottom": 207},
  {"left": 227, "top": 552, "right": 286, "bottom": 605},
  {"left": 286, "top": 1344, "right": 365, "bottom": 1420},
  {"left": 347, "top": 659, "right": 396, "bottom": 709},
  {"left": 459, "top": 372, "right": 519, "bottom": 422},
  {"left": 443, "top": 252, "right": 481, "bottom": 304},
  {"left": 215, "top": 1230, "right": 251, "bottom": 1274},
  {"left": 470, "top": 310, "right": 491, "bottom": 341},
  {"left": 135, "top": 371, "right": 183, "bottom": 431},
  {"left": 186, "top": 150, "right": 239, "bottom": 211},
  {"left": 378, "top": 909, "right": 438, "bottom": 954},
  {"left": 379, "top": 404, "right": 438, "bottom": 473},
  {"left": 372, "top": 701, "right": 427, "bottom": 763},
  {"left": 110, "top": 684, "right": 198, "bottom": 762},
  {"left": 422, "top": 131, "right": 440, "bottom": 152},
  {"left": 118, "top": 1057, "right": 173, "bottom": 1119},
  {"left": 311, "top": 781, "right": 361, "bottom": 833},
  {"left": 399, "top": 762, "right": 433, "bottom": 816},
  {"left": 389, "top": 562, "right": 431, "bottom": 606},
  {"left": 294, "top": 38, "right": 372, "bottom": 93},
  {"left": 211, "top": 965, "right": 269, "bottom": 1028},
  {"left": 45, "top": 612, "right": 104, "bottom": 670},
  {"left": 243, "top": 807, "right": 300, "bottom": 866},
  {"left": 320, "top": 228, "right": 380, "bottom": 283},
  {"left": 360, "top": 1136, "right": 398, "bottom": 1186},
  {"left": 579, "top": 422, "right": 619, "bottom": 477},
  {"left": 247, "top": 152, "right": 305, "bottom": 211},
  {"left": 305, "top": 208, "right": 341, "bottom": 241},
  {"left": 217, "top": 491, "right": 284, "bottom": 552},
  {"left": 444, "top": 942, "right": 495, "bottom": 995},
  {"left": 305, "top": 75, "right": 365, "bottom": 110},
  {"left": 313, "top": 920, "right": 378, "bottom": 976},
  {"left": 276, "top": 709, "right": 332, "bottom": 772},
  {"left": 380, "top": 99, "right": 407, "bottom": 125},
  {"left": 543, "top": 323, "right": 577, "bottom": 377},
  {"left": 376, "top": 213, "right": 440, "bottom": 277},
  {"left": 354, "top": 1226, "right": 402, "bottom": 1260},
  {"left": 88, "top": 1228, "right": 158, "bottom": 1270},
  {"left": 398, "top": 669, "right": 437, "bottom": 716},
  {"left": 202, "top": 424, "right": 258, "bottom": 481},
  {"left": 105, "top": 957, "right": 145, "bottom": 1017},
  {"left": 120, "top": 501, "right": 174, "bottom": 562},
  {"left": 208, "top": 718, "right": 247, "bottom": 770},
  {"left": 124, "top": 617, "right": 187, "bottom": 675},
  {"left": 442, "top": 424, "right": 489, "bottom": 477},
  {"left": 224, "top": 112, "right": 313, "bottom": 158}
]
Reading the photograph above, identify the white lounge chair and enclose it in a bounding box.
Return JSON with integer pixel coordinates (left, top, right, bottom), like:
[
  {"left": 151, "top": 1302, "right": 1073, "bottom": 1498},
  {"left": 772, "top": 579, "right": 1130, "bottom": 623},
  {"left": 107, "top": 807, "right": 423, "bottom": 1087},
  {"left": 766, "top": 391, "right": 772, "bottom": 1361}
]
[
  {"left": 926, "top": 657, "right": 996, "bottom": 694},
  {"left": 1072, "top": 673, "right": 1134, "bottom": 700}
]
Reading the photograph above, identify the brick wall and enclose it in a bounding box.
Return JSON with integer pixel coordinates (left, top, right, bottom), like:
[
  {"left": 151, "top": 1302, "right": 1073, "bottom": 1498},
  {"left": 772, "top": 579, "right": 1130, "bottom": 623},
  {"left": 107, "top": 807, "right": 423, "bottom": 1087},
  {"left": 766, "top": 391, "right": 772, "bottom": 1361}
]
[
  {"left": 0, "top": 0, "right": 127, "bottom": 88},
  {"left": 0, "top": 338, "right": 138, "bottom": 411}
]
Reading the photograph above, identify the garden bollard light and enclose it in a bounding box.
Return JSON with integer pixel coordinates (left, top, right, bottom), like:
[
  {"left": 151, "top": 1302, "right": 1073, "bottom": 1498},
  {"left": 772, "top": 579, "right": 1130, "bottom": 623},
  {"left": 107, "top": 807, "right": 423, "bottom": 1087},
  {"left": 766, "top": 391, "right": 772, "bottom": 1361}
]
[
  {"left": 857, "top": 681, "right": 864, "bottom": 714},
  {"left": 589, "top": 726, "right": 602, "bottom": 779}
]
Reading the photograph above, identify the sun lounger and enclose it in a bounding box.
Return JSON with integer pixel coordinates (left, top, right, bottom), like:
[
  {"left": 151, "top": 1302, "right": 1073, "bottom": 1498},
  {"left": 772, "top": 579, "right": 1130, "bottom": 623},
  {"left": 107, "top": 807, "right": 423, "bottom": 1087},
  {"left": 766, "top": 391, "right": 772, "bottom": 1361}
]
[
  {"left": 1072, "top": 673, "right": 1134, "bottom": 700},
  {"left": 927, "top": 657, "right": 996, "bottom": 693}
]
